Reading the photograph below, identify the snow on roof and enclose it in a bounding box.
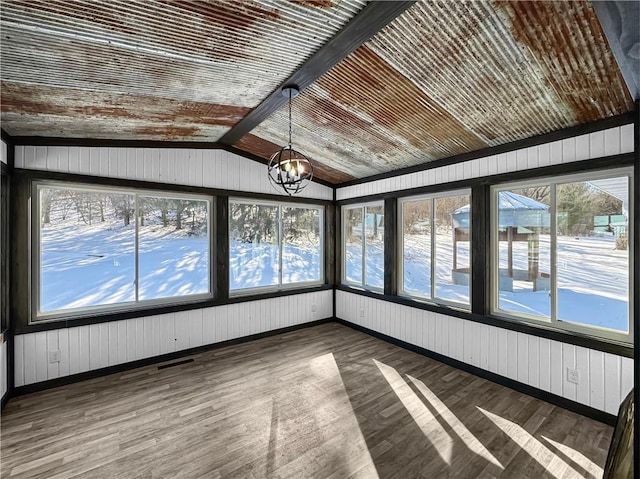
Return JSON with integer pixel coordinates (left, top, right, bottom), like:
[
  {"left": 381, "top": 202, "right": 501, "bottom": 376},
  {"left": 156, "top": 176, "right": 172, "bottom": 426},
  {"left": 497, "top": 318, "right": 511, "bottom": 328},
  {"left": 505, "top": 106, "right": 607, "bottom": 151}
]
[
  {"left": 452, "top": 191, "right": 549, "bottom": 229},
  {"left": 587, "top": 177, "right": 628, "bottom": 203},
  {"left": 497, "top": 191, "right": 548, "bottom": 211}
]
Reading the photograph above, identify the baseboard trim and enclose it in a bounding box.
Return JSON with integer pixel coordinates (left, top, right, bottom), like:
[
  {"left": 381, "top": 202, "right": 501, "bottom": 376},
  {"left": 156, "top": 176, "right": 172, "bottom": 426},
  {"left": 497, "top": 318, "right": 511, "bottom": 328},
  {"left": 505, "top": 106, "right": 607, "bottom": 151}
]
[
  {"left": 12, "top": 318, "right": 333, "bottom": 397},
  {"left": 8, "top": 316, "right": 620, "bottom": 426},
  {"left": 334, "top": 318, "right": 618, "bottom": 426}
]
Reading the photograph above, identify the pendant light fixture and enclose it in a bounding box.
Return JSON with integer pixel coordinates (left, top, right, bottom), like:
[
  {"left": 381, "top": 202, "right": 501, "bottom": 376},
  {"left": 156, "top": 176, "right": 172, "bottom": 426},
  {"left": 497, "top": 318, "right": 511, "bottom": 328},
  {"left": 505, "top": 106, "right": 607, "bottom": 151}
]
[{"left": 267, "top": 85, "right": 313, "bottom": 195}]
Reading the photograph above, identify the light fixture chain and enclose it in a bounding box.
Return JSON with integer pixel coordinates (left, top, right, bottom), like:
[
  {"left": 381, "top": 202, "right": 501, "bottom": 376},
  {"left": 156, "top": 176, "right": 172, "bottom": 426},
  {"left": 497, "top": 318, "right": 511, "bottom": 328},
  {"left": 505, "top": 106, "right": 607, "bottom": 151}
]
[
  {"left": 267, "top": 84, "right": 312, "bottom": 196},
  {"left": 288, "top": 88, "right": 292, "bottom": 149}
]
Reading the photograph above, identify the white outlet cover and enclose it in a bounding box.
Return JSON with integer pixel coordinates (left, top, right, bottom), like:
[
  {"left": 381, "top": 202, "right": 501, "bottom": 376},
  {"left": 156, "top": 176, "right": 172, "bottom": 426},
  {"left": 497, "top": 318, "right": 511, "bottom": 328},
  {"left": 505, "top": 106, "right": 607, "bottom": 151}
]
[{"left": 567, "top": 368, "right": 580, "bottom": 385}]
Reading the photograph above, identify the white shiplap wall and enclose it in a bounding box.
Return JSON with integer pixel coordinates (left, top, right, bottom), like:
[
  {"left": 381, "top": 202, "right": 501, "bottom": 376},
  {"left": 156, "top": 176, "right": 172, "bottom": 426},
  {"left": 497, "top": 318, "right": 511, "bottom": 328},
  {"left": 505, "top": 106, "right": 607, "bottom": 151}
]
[
  {"left": 11, "top": 144, "right": 332, "bottom": 388},
  {"left": 0, "top": 339, "right": 7, "bottom": 400},
  {"left": 335, "top": 123, "right": 635, "bottom": 415},
  {"left": 337, "top": 291, "right": 633, "bottom": 415},
  {"left": 14, "top": 290, "right": 332, "bottom": 387},
  {"left": 14, "top": 146, "right": 333, "bottom": 201},
  {"left": 337, "top": 124, "right": 635, "bottom": 200}
]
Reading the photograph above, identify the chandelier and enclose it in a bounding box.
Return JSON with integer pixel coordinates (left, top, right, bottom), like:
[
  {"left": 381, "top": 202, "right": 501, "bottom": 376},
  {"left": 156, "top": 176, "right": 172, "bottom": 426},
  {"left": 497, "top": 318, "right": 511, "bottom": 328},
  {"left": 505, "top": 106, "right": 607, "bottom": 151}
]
[{"left": 267, "top": 85, "right": 313, "bottom": 195}]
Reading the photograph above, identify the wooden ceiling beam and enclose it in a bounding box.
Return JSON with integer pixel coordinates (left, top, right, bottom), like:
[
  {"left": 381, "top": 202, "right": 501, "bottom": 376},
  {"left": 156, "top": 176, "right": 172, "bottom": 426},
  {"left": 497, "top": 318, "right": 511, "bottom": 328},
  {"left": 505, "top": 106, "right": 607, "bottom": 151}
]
[{"left": 218, "top": 0, "right": 416, "bottom": 146}]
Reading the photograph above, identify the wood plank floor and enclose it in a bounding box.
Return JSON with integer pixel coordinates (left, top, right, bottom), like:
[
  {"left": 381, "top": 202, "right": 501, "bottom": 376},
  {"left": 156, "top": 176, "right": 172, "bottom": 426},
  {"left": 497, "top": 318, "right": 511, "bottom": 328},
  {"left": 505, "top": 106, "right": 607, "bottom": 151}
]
[{"left": 0, "top": 323, "right": 612, "bottom": 478}]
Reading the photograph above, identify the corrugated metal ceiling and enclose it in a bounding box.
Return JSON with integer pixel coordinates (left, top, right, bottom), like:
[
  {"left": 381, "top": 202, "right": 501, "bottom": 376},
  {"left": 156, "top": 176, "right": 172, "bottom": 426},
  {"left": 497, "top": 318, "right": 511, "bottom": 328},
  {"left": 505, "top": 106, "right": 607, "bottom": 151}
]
[
  {"left": 1, "top": 0, "right": 635, "bottom": 184},
  {"left": 238, "top": 0, "right": 633, "bottom": 182},
  {"left": 0, "top": 0, "right": 367, "bottom": 141}
]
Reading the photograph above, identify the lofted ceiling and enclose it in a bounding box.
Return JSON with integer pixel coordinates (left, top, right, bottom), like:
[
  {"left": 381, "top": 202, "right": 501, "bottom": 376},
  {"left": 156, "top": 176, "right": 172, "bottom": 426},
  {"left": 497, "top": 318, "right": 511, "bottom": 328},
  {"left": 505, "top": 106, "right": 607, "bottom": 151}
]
[{"left": 1, "top": 0, "right": 637, "bottom": 185}]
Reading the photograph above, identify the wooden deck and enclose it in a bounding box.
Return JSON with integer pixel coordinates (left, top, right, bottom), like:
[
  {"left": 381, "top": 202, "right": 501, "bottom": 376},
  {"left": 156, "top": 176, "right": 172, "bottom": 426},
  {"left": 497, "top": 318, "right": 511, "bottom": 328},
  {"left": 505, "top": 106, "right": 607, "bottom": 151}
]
[{"left": 0, "top": 322, "right": 612, "bottom": 478}]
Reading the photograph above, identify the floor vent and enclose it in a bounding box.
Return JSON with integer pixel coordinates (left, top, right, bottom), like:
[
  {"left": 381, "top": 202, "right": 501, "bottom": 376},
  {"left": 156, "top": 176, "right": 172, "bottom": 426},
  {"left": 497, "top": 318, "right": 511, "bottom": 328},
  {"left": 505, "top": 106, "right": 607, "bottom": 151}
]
[{"left": 158, "top": 358, "right": 194, "bottom": 370}]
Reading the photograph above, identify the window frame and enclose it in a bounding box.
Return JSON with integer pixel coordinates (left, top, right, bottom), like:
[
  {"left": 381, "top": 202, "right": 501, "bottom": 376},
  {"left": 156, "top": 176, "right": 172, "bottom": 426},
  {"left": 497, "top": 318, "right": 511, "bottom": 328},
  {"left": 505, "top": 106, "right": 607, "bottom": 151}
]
[
  {"left": 228, "top": 197, "right": 324, "bottom": 296},
  {"left": 489, "top": 167, "right": 634, "bottom": 344},
  {"left": 31, "top": 180, "right": 214, "bottom": 324},
  {"left": 0, "top": 171, "right": 7, "bottom": 334},
  {"left": 341, "top": 201, "right": 385, "bottom": 292},
  {"left": 398, "top": 188, "right": 472, "bottom": 310}
]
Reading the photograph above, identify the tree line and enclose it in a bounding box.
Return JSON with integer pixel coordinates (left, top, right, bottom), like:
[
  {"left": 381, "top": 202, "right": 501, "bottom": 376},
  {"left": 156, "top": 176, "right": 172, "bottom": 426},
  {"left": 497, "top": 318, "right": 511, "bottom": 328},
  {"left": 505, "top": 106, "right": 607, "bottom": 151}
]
[
  {"left": 41, "top": 189, "right": 208, "bottom": 234},
  {"left": 229, "top": 204, "right": 320, "bottom": 245}
]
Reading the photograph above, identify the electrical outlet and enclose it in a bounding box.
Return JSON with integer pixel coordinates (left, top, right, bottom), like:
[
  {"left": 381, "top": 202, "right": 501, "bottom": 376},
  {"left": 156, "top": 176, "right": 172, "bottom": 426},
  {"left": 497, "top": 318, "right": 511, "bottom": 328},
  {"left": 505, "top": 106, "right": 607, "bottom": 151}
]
[
  {"left": 567, "top": 368, "right": 580, "bottom": 385},
  {"left": 311, "top": 304, "right": 317, "bottom": 313},
  {"left": 359, "top": 308, "right": 364, "bottom": 317},
  {"left": 48, "top": 350, "right": 61, "bottom": 363}
]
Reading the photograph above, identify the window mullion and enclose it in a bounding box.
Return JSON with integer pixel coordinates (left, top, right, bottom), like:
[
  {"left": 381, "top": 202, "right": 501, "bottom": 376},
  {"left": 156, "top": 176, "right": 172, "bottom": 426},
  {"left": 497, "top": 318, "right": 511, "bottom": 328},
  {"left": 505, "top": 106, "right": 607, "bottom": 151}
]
[
  {"left": 430, "top": 198, "right": 436, "bottom": 299},
  {"left": 399, "top": 201, "right": 404, "bottom": 294},
  {"left": 278, "top": 205, "right": 283, "bottom": 288},
  {"left": 134, "top": 194, "right": 139, "bottom": 303},
  {"left": 361, "top": 206, "right": 366, "bottom": 288},
  {"left": 550, "top": 184, "right": 558, "bottom": 324}
]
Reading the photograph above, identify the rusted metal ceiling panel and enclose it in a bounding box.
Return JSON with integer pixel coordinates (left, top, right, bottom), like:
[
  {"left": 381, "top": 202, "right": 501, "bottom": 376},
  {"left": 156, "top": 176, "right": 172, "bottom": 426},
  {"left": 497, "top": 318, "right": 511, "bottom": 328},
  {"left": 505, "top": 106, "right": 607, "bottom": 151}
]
[
  {"left": 365, "top": 0, "right": 632, "bottom": 144},
  {"left": 1, "top": 0, "right": 367, "bottom": 140},
  {"left": 496, "top": 0, "right": 634, "bottom": 121},
  {"left": 241, "top": 46, "right": 489, "bottom": 180},
  {"left": 238, "top": 0, "right": 633, "bottom": 182},
  {"left": 2, "top": 0, "right": 633, "bottom": 184},
  {"left": 0, "top": 81, "right": 243, "bottom": 140}
]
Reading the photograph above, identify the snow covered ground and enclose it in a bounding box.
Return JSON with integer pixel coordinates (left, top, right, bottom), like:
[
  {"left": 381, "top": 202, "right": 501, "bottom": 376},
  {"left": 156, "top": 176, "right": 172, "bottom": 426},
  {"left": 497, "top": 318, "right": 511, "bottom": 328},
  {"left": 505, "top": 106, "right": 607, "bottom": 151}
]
[
  {"left": 41, "top": 220, "right": 209, "bottom": 312},
  {"left": 229, "top": 240, "right": 321, "bottom": 290},
  {"left": 40, "top": 218, "right": 321, "bottom": 312},
  {"left": 498, "top": 235, "right": 628, "bottom": 333},
  {"left": 42, "top": 217, "right": 628, "bottom": 334},
  {"left": 346, "top": 233, "right": 628, "bottom": 334}
]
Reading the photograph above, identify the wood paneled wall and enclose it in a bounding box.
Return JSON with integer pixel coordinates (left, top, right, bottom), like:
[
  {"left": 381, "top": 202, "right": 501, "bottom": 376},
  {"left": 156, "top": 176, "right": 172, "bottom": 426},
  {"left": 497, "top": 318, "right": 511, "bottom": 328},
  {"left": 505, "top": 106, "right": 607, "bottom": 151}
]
[
  {"left": 14, "top": 145, "right": 333, "bottom": 201},
  {"left": 337, "top": 124, "right": 634, "bottom": 200},
  {"left": 335, "top": 123, "right": 635, "bottom": 415},
  {"left": 14, "top": 290, "right": 332, "bottom": 387},
  {"left": 336, "top": 291, "right": 633, "bottom": 415},
  {"left": 9, "top": 143, "right": 333, "bottom": 389}
]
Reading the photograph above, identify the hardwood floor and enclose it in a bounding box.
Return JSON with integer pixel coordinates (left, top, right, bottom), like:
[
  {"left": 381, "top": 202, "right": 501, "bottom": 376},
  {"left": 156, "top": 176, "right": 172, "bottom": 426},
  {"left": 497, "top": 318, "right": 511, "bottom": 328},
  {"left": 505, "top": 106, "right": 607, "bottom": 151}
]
[{"left": 0, "top": 323, "right": 612, "bottom": 478}]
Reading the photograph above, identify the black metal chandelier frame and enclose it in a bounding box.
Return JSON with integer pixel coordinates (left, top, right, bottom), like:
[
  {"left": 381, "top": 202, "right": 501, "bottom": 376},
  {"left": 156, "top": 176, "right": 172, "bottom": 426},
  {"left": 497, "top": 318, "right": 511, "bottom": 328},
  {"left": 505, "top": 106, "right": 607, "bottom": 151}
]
[{"left": 267, "top": 85, "right": 314, "bottom": 196}]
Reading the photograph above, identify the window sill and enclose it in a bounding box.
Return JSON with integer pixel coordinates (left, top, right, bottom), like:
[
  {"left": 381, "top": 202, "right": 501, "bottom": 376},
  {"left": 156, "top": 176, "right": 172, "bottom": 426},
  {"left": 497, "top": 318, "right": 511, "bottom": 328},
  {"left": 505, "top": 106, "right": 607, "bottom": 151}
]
[
  {"left": 229, "top": 281, "right": 325, "bottom": 298},
  {"left": 337, "top": 285, "right": 633, "bottom": 358},
  {"left": 15, "top": 284, "right": 333, "bottom": 335}
]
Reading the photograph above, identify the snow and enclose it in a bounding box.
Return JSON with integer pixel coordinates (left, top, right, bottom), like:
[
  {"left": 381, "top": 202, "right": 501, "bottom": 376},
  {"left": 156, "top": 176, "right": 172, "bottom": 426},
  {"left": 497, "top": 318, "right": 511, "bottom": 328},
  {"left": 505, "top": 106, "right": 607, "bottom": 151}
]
[
  {"left": 228, "top": 240, "right": 321, "bottom": 290},
  {"left": 346, "top": 232, "right": 628, "bottom": 334},
  {"left": 41, "top": 213, "right": 629, "bottom": 335},
  {"left": 345, "top": 238, "right": 384, "bottom": 289},
  {"left": 41, "top": 219, "right": 209, "bottom": 313},
  {"left": 498, "top": 235, "right": 628, "bottom": 332},
  {"left": 41, "top": 215, "right": 322, "bottom": 313}
]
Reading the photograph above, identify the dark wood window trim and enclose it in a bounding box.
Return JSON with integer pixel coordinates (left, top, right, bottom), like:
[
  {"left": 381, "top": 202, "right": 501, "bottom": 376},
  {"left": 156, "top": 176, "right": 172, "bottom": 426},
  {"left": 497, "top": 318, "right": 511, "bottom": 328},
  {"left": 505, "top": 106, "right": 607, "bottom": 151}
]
[
  {"left": 338, "top": 152, "right": 636, "bottom": 358},
  {"left": 11, "top": 169, "right": 331, "bottom": 335}
]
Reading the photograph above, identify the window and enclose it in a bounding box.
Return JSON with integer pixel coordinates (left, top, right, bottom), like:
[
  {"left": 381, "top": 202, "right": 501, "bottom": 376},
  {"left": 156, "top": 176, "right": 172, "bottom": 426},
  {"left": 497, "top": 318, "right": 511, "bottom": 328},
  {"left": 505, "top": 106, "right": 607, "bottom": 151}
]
[
  {"left": 400, "top": 191, "right": 471, "bottom": 308},
  {"left": 491, "top": 168, "right": 633, "bottom": 341},
  {"left": 343, "top": 203, "right": 384, "bottom": 290},
  {"left": 229, "top": 200, "right": 323, "bottom": 292},
  {"left": 34, "top": 183, "right": 211, "bottom": 322}
]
